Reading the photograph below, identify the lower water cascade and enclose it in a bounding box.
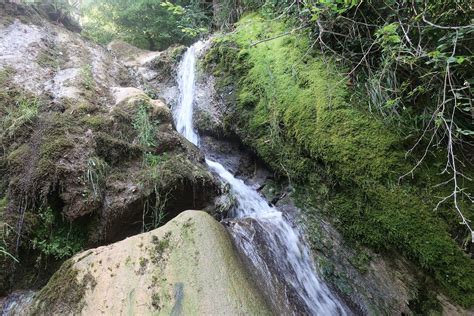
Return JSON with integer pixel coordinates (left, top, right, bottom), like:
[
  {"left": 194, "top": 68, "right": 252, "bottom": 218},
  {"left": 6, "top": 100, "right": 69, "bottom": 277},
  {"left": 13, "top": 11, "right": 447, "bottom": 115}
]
[{"left": 174, "top": 41, "right": 349, "bottom": 315}]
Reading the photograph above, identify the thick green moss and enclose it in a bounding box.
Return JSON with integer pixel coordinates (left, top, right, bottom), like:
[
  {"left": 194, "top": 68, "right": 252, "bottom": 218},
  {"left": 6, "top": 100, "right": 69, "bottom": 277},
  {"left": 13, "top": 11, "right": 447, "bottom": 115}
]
[
  {"left": 31, "top": 259, "right": 96, "bottom": 315},
  {"left": 206, "top": 14, "right": 402, "bottom": 184},
  {"left": 38, "top": 136, "right": 74, "bottom": 178},
  {"left": 207, "top": 13, "right": 474, "bottom": 307}
]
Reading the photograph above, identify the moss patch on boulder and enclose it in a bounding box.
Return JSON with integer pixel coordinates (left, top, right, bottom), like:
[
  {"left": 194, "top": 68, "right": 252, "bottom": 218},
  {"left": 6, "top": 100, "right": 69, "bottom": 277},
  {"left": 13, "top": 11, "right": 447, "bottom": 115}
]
[{"left": 30, "top": 259, "right": 97, "bottom": 315}]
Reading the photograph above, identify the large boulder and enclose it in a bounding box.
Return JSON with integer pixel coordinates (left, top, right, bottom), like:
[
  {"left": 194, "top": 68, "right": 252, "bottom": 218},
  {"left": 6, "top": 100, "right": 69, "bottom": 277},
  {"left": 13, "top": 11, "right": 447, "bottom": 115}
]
[{"left": 27, "top": 211, "right": 271, "bottom": 315}]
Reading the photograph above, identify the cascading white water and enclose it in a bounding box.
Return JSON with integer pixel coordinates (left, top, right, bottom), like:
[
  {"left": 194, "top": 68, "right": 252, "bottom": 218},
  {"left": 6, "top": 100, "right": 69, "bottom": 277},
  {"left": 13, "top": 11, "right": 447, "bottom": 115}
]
[
  {"left": 174, "top": 41, "right": 348, "bottom": 315},
  {"left": 174, "top": 41, "right": 205, "bottom": 146}
]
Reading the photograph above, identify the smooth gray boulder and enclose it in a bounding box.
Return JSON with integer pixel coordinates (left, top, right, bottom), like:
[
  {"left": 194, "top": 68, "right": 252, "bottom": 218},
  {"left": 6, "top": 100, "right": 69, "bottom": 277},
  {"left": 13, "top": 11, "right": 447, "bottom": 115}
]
[{"left": 29, "top": 211, "right": 271, "bottom": 315}]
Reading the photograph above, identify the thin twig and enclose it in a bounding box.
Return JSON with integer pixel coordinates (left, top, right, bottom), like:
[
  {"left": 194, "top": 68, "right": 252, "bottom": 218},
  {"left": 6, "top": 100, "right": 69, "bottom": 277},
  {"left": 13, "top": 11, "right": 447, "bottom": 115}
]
[{"left": 250, "top": 26, "right": 306, "bottom": 47}]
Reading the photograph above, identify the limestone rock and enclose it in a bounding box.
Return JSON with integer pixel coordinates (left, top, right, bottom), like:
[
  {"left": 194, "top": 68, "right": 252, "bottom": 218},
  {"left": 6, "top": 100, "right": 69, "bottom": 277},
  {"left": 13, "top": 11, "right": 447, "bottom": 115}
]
[
  {"left": 29, "top": 211, "right": 271, "bottom": 315},
  {"left": 0, "top": 11, "right": 219, "bottom": 294}
]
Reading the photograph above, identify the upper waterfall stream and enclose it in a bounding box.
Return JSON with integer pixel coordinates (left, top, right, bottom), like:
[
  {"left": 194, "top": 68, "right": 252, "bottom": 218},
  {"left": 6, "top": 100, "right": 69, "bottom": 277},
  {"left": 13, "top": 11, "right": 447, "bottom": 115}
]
[{"left": 174, "top": 41, "right": 349, "bottom": 315}]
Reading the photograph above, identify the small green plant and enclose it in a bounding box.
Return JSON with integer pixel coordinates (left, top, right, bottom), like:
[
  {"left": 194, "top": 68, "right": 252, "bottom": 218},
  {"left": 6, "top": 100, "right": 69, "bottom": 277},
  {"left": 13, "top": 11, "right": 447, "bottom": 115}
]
[
  {"left": 2, "top": 96, "right": 40, "bottom": 138},
  {"left": 141, "top": 152, "right": 171, "bottom": 232},
  {"left": 133, "top": 101, "right": 157, "bottom": 147},
  {"left": 144, "top": 152, "right": 170, "bottom": 168},
  {"left": 1, "top": 197, "right": 19, "bottom": 263},
  {"left": 139, "top": 257, "right": 148, "bottom": 267},
  {"left": 151, "top": 292, "right": 161, "bottom": 310},
  {"left": 0, "top": 246, "right": 17, "bottom": 262},
  {"left": 85, "top": 156, "right": 108, "bottom": 199},
  {"left": 32, "top": 207, "right": 85, "bottom": 260},
  {"left": 143, "top": 187, "right": 168, "bottom": 232},
  {"left": 80, "top": 65, "right": 95, "bottom": 90},
  {"left": 1, "top": 220, "right": 18, "bottom": 263},
  {"left": 151, "top": 233, "right": 170, "bottom": 258},
  {"left": 144, "top": 153, "right": 160, "bottom": 167}
]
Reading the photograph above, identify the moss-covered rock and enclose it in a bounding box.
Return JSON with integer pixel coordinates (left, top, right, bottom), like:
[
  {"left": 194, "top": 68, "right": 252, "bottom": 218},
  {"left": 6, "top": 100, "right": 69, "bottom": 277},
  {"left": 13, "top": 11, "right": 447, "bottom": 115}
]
[
  {"left": 205, "top": 13, "right": 474, "bottom": 308},
  {"left": 0, "top": 15, "right": 218, "bottom": 295},
  {"left": 28, "top": 211, "right": 271, "bottom": 315}
]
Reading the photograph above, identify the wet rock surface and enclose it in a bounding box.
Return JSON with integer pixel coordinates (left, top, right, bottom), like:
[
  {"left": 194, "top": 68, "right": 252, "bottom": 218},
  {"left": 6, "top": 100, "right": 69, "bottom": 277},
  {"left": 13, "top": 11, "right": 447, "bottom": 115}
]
[
  {"left": 0, "top": 290, "right": 34, "bottom": 316},
  {"left": 224, "top": 216, "right": 314, "bottom": 315}
]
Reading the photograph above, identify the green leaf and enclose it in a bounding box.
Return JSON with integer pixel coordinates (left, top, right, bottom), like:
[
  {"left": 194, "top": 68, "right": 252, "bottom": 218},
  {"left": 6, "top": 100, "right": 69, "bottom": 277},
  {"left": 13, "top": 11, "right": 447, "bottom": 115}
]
[{"left": 456, "top": 56, "right": 466, "bottom": 64}]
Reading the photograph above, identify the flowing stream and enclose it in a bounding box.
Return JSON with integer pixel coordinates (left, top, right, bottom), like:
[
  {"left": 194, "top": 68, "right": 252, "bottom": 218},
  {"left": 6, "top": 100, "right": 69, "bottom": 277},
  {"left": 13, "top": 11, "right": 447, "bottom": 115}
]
[{"left": 174, "top": 41, "right": 348, "bottom": 315}]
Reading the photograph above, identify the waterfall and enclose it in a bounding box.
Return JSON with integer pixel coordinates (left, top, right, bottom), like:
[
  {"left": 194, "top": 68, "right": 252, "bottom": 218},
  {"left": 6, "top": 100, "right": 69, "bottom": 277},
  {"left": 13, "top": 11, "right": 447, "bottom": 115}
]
[
  {"left": 174, "top": 41, "right": 348, "bottom": 315},
  {"left": 174, "top": 41, "right": 205, "bottom": 146}
]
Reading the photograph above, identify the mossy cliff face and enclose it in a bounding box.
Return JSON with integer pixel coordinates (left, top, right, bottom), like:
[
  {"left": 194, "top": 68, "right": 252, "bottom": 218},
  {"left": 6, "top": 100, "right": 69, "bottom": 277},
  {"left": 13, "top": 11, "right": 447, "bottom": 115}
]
[
  {"left": 204, "top": 13, "right": 474, "bottom": 310},
  {"left": 28, "top": 211, "right": 271, "bottom": 315},
  {"left": 0, "top": 13, "right": 218, "bottom": 294}
]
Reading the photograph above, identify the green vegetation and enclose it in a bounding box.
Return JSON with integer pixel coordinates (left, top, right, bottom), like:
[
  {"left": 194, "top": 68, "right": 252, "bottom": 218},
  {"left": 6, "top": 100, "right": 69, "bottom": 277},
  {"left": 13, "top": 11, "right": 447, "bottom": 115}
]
[
  {"left": 80, "top": 65, "right": 95, "bottom": 90},
  {"left": 0, "top": 197, "right": 18, "bottom": 263},
  {"left": 129, "top": 98, "right": 207, "bottom": 233},
  {"left": 133, "top": 101, "right": 158, "bottom": 147},
  {"left": 205, "top": 14, "right": 474, "bottom": 307},
  {"left": 2, "top": 0, "right": 471, "bottom": 311},
  {"left": 141, "top": 153, "right": 170, "bottom": 232},
  {"left": 131, "top": 100, "right": 169, "bottom": 232},
  {"left": 150, "top": 233, "right": 170, "bottom": 263},
  {"left": 241, "top": 0, "right": 474, "bottom": 241},
  {"left": 81, "top": 0, "right": 211, "bottom": 50},
  {"left": 31, "top": 259, "right": 96, "bottom": 315},
  {"left": 85, "top": 157, "right": 109, "bottom": 199},
  {"left": 211, "top": 0, "right": 264, "bottom": 29},
  {"left": 143, "top": 188, "right": 168, "bottom": 232},
  {"left": 151, "top": 292, "right": 161, "bottom": 310},
  {"left": 37, "top": 115, "right": 76, "bottom": 178},
  {"left": 31, "top": 207, "right": 86, "bottom": 260},
  {"left": 1, "top": 96, "right": 40, "bottom": 139}
]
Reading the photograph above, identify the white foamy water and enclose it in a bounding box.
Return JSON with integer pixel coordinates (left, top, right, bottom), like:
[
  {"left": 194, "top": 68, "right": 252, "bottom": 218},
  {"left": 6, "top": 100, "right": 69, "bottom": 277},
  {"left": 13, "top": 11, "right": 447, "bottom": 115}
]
[
  {"left": 174, "top": 40, "right": 206, "bottom": 146},
  {"left": 174, "top": 40, "right": 348, "bottom": 315}
]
